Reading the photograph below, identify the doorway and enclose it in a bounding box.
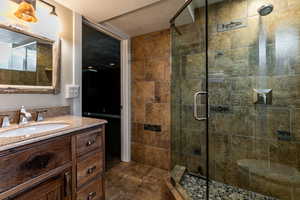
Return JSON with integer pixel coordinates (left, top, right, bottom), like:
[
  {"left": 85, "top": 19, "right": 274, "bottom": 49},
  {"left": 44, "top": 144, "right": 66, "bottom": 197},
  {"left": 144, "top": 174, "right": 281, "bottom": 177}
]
[{"left": 82, "top": 22, "right": 121, "bottom": 170}]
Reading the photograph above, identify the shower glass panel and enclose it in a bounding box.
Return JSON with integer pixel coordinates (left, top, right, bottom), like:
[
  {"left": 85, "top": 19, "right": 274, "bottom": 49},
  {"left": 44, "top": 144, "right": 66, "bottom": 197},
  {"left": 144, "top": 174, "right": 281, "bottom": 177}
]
[
  {"left": 171, "top": 0, "right": 208, "bottom": 178},
  {"left": 208, "top": 0, "right": 300, "bottom": 199}
]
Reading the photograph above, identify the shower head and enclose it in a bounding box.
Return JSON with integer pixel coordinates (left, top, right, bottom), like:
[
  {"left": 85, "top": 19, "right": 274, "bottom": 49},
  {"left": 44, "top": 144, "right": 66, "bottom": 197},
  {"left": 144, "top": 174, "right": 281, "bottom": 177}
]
[{"left": 258, "top": 4, "right": 274, "bottom": 16}]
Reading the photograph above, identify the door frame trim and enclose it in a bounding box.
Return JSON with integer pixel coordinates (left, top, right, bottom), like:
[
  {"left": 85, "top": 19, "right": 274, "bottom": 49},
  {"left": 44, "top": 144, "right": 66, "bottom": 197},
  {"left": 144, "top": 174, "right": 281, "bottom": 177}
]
[{"left": 80, "top": 17, "right": 131, "bottom": 162}]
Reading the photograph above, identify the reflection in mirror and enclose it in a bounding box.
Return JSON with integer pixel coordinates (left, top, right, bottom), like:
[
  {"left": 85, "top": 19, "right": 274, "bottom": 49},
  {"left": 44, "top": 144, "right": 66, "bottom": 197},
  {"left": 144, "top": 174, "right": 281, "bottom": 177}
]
[{"left": 0, "top": 26, "right": 53, "bottom": 86}]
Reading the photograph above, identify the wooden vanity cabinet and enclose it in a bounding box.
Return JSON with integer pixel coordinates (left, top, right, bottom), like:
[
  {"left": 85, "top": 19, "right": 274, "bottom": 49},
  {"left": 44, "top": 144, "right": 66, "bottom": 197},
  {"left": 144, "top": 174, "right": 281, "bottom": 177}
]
[{"left": 0, "top": 124, "right": 105, "bottom": 200}]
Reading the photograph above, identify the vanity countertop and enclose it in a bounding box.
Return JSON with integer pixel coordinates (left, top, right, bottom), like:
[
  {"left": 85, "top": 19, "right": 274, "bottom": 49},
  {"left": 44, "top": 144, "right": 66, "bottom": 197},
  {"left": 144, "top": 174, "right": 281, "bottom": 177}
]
[{"left": 0, "top": 115, "right": 107, "bottom": 152}]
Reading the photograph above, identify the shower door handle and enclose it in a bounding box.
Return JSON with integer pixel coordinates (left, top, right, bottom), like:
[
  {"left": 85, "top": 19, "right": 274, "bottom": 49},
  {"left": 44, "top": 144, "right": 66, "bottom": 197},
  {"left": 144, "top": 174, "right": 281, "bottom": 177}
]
[{"left": 194, "top": 91, "right": 207, "bottom": 121}]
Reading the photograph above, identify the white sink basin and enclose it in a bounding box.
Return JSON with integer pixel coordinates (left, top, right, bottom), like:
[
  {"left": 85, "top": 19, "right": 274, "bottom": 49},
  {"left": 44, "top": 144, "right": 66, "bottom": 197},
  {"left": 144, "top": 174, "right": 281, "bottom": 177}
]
[{"left": 0, "top": 123, "right": 70, "bottom": 137}]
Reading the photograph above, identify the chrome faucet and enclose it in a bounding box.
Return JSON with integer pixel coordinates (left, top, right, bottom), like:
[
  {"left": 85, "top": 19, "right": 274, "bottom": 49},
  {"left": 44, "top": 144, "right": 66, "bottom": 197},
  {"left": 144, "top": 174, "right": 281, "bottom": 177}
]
[{"left": 19, "top": 106, "right": 32, "bottom": 125}]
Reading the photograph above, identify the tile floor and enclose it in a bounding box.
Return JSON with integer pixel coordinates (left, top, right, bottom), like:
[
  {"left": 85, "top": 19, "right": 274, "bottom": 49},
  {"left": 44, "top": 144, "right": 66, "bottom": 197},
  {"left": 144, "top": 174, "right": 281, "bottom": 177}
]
[{"left": 105, "top": 162, "right": 170, "bottom": 200}]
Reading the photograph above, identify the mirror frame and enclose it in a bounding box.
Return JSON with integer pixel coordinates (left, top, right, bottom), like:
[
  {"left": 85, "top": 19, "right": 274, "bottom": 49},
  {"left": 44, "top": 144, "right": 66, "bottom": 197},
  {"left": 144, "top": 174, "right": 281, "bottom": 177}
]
[{"left": 0, "top": 24, "right": 61, "bottom": 94}]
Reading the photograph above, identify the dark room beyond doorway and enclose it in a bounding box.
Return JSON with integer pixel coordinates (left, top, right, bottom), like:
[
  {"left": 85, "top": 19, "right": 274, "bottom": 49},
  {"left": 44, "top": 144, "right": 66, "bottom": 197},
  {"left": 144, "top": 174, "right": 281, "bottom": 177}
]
[{"left": 82, "top": 22, "right": 121, "bottom": 170}]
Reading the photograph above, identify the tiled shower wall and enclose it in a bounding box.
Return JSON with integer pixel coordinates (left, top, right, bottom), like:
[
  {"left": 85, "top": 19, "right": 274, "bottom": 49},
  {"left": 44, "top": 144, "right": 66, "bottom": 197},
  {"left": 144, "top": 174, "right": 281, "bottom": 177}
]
[
  {"left": 131, "top": 30, "right": 171, "bottom": 170},
  {"left": 172, "top": 0, "right": 300, "bottom": 199}
]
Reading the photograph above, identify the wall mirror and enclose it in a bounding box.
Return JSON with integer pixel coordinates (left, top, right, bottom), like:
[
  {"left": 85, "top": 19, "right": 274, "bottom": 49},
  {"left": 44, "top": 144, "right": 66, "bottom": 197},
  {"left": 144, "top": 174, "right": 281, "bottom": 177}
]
[{"left": 0, "top": 24, "right": 60, "bottom": 94}]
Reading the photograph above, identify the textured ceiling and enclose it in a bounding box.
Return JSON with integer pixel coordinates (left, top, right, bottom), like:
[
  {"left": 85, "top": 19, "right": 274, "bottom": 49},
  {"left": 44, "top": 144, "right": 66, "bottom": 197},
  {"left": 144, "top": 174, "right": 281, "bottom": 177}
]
[
  {"left": 106, "top": 0, "right": 186, "bottom": 37},
  {"left": 54, "top": 0, "right": 225, "bottom": 37},
  {"left": 53, "top": 0, "right": 162, "bottom": 22},
  {"left": 105, "top": 0, "right": 225, "bottom": 37}
]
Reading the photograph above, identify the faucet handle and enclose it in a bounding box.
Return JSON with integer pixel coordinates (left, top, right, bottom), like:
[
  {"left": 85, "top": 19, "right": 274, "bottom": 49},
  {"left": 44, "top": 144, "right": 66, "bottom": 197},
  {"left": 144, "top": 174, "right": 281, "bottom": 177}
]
[
  {"left": 20, "top": 105, "right": 26, "bottom": 112},
  {"left": 35, "top": 110, "right": 48, "bottom": 122},
  {"left": 0, "top": 115, "right": 10, "bottom": 128}
]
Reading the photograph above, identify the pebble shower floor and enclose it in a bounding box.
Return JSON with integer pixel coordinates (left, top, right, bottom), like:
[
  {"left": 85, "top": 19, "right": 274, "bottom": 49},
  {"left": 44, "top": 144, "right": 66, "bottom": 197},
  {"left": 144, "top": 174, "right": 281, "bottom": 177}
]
[{"left": 180, "top": 174, "right": 278, "bottom": 200}]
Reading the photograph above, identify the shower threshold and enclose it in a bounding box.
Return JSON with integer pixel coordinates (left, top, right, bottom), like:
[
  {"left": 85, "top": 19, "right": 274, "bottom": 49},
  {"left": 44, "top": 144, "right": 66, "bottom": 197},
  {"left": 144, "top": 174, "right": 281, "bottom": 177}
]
[{"left": 166, "top": 165, "right": 278, "bottom": 200}]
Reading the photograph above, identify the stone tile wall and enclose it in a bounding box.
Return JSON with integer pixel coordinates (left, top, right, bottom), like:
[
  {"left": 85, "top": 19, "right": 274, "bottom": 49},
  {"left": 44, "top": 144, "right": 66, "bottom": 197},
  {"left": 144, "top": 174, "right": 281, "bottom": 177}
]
[{"left": 131, "top": 30, "right": 171, "bottom": 170}]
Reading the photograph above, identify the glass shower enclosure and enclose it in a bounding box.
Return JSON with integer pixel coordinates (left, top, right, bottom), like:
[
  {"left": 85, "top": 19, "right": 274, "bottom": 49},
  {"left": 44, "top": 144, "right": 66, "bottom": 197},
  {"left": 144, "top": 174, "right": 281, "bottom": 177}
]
[{"left": 171, "top": 0, "right": 300, "bottom": 199}]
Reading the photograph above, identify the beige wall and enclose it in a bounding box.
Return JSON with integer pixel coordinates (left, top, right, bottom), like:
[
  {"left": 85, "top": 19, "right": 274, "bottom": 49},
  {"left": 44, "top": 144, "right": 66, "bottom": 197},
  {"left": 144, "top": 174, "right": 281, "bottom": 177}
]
[{"left": 0, "top": 0, "right": 74, "bottom": 111}]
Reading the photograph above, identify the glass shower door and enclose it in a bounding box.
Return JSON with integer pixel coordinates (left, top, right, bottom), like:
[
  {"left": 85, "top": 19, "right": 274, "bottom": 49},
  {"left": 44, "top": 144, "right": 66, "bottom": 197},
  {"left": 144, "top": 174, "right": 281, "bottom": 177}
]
[
  {"left": 171, "top": 0, "right": 209, "bottom": 183},
  {"left": 208, "top": 0, "right": 300, "bottom": 199}
]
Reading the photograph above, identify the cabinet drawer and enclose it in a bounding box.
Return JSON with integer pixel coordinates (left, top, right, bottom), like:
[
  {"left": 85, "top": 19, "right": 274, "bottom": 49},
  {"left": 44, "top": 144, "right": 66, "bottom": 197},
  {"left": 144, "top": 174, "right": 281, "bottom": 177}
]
[
  {"left": 77, "top": 151, "right": 103, "bottom": 187},
  {"left": 76, "top": 127, "right": 103, "bottom": 156},
  {"left": 0, "top": 136, "right": 71, "bottom": 193},
  {"left": 76, "top": 178, "right": 103, "bottom": 200}
]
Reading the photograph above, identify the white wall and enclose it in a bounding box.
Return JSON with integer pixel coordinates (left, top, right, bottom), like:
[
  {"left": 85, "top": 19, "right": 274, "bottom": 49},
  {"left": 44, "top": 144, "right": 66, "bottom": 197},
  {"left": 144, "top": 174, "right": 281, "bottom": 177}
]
[
  {"left": 0, "top": 0, "right": 75, "bottom": 111},
  {"left": 72, "top": 13, "right": 82, "bottom": 116}
]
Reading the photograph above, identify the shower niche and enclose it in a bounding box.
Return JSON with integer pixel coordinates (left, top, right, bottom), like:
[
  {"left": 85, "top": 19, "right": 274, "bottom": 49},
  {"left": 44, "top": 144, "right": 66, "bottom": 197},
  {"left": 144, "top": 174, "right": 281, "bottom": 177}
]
[{"left": 253, "top": 89, "right": 272, "bottom": 105}]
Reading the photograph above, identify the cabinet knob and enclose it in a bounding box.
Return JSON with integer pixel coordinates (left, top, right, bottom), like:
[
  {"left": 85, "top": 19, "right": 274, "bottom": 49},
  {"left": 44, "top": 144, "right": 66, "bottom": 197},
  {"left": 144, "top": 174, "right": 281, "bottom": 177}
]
[
  {"left": 87, "top": 166, "right": 97, "bottom": 174},
  {"left": 87, "top": 191, "right": 96, "bottom": 200},
  {"left": 86, "top": 139, "right": 95, "bottom": 146}
]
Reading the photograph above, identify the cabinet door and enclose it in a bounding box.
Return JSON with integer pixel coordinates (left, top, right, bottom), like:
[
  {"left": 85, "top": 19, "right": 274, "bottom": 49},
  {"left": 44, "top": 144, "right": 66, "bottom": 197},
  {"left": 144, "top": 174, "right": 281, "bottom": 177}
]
[
  {"left": 14, "top": 171, "right": 72, "bottom": 200},
  {"left": 0, "top": 136, "right": 71, "bottom": 193}
]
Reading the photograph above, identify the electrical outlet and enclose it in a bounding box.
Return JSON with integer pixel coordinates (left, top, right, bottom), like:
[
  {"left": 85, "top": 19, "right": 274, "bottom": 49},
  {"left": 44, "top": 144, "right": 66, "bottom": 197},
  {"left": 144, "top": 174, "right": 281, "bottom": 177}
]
[{"left": 65, "top": 84, "right": 80, "bottom": 99}]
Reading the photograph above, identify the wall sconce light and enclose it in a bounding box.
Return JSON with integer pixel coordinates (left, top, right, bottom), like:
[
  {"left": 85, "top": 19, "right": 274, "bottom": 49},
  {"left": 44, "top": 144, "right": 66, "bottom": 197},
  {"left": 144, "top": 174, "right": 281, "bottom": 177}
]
[
  {"left": 11, "top": 0, "right": 58, "bottom": 23},
  {"left": 14, "top": 0, "right": 38, "bottom": 23},
  {"left": 39, "top": 0, "right": 57, "bottom": 16}
]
